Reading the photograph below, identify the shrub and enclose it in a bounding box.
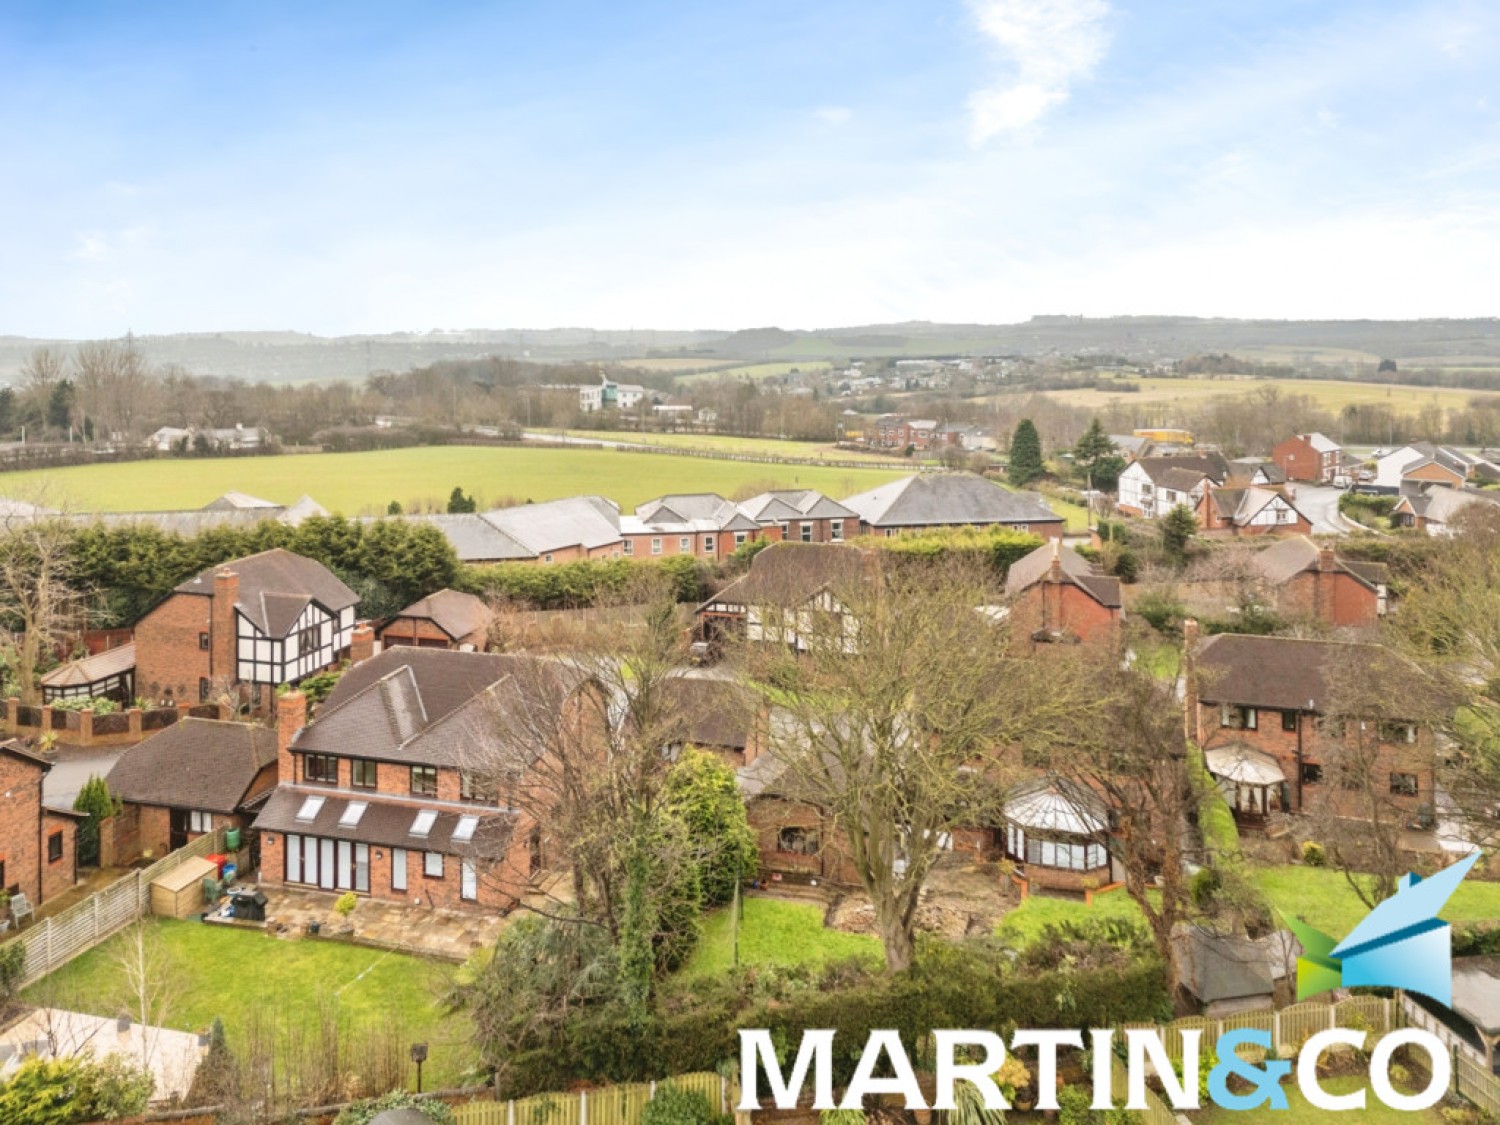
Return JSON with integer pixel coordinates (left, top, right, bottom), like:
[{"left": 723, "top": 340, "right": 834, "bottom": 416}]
[
  {"left": 50, "top": 697, "right": 120, "bottom": 714},
  {"left": 335, "top": 891, "right": 359, "bottom": 919},
  {"left": 0, "top": 941, "right": 25, "bottom": 1010},
  {"left": 1301, "top": 841, "right": 1327, "bottom": 867},
  {"left": 640, "top": 1083, "right": 721, "bottom": 1125},
  {"left": 1133, "top": 590, "right": 1185, "bottom": 635},
  {"left": 332, "top": 1091, "right": 455, "bottom": 1125}
]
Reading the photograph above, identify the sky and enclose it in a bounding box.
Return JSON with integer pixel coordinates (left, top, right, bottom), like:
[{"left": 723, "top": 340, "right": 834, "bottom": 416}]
[{"left": 2, "top": 0, "right": 1498, "bottom": 337}]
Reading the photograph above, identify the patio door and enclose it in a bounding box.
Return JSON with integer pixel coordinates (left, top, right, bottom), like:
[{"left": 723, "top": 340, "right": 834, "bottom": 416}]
[
  {"left": 169, "top": 809, "right": 191, "bottom": 851},
  {"left": 318, "top": 838, "right": 335, "bottom": 890}
]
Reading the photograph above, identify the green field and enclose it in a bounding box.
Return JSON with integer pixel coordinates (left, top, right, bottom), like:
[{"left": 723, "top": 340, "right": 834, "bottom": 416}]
[
  {"left": 0, "top": 446, "right": 909, "bottom": 515},
  {"left": 678, "top": 896, "right": 882, "bottom": 979},
  {"left": 545, "top": 428, "right": 908, "bottom": 462},
  {"left": 673, "top": 361, "right": 834, "bottom": 385},
  {"left": 1039, "top": 376, "right": 1497, "bottom": 416},
  {"left": 25, "top": 919, "right": 476, "bottom": 1088}
]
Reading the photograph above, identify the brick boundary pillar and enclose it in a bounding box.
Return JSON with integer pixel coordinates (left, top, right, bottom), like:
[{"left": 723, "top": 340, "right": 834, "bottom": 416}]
[{"left": 127, "top": 707, "right": 142, "bottom": 740}]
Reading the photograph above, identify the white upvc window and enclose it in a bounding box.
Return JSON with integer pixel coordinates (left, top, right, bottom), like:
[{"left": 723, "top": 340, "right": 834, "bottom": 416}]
[{"left": 651, "top": 537, "right": 662, "bottom": 555}]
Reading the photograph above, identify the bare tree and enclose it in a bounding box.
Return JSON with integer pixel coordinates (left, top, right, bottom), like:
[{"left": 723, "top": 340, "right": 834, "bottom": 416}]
[
  {"left": 19, "top": 346, "right": 66, "bottom": 395},
  {"left": 0, "top": 497, "right": 86, "bottom": 704},
  {"left": 73, "top": 337, "right": 153, "bottom": 442},
  {"left": 744, "top": 556, "right": 1098, "bottom": 971},
  {"left": 111, "top": 920, "right": 181, "bottom": 1076}
]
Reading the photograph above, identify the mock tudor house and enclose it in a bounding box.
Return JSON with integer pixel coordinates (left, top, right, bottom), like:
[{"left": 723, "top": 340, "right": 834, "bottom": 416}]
[
  {"left": 0, "top": 741, "right": 82, "bottom": 911},
  {"left": 134, "top": 549, "right": 360, "bottom": 713},
  {"left": 623, "top": 494, "right": 768, "bottom": 562},
  {"left": 1116, "top": 455, "right": 1231, "bottom": 519},
  {"left": 104, "top": 719, "right": 278, "bottom": 862},
  {"left": 377, "top": 589, "right": 494, "bottom": 650},
  {"left": 1392, "top": 485, "right": 1500, "bottom": 536},
  {"left": 1272, "top": 433, "right": 1342, "bottom": 484},
  {"left": 738, "top": 490, "right": 857, "bottom": 546},
  {"left": 696, "top": 542, "right": 872, "bottom": 652},
  {"left": 842, "top": 473, "right": 1063, "bottom": 539},
  {"left": 1190, "top": 626, "right": 1435, "bottom": 828},
  {"left": 253, "top": 648, "right": 592, "bottom": 911},
  {"left": 1195, "top": 485, "right": 1312, "bottom": 536},
  {"left": 1002, "top": 541, "right": 1123, "bottom": 644}
]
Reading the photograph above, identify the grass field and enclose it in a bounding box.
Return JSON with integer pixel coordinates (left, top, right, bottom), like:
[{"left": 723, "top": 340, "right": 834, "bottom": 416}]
[
  {"left": 0, "top": 446, "right": 909, "bottom": 515},
  {"left": 545, "top": 428, "right": 909, "bottom": 462},
  {"left": 24, "top": 919, "right": 476, "bottom": 1087},
  {"left": 1036, "top": 376, "right": 1498, "bottom": 416},
  {"left": 678, "top": 896, "right": 882, "bottom": 979},
  {"left": 674, "top": 361, "right": 834, "bottom": 385}
]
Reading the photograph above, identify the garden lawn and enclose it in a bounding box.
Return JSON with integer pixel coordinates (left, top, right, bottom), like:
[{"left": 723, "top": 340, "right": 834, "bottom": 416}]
[
  {"left": 3, "top": 445, "right": 906, "bottom": 515},
  {"left": 24, "top": 920, "right": 476, "bottom": 1088},
  {"left": 993, "top": 888, "right": 1149, "bottom": 948},
  {"left": 1255, "top": 864, "right": 1500, "bottom": 937},
  {"left": 678, "top": 896, "right": 881, "bottom": 979},
  {"left": 1189, "top": 1074, "right": 1447, "bottom": 1123}
]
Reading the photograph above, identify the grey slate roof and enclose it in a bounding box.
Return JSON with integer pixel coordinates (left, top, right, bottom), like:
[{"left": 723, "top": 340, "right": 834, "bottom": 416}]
[
  {"left": 404, "top": 513, "right": 533, "bottom": 562},
  {"left": 481, "top": 495, "right": 621, "bottom": 554},
  {"left": 173, "top": 548, "right": 359, "bottom": 638},
  {"left": 1156, "top": 467, "right": 1211, "bottom": 493},
  {"left": 107, "top": 719, "right": 277, "bottom": 814},
  {"left": 637, "top": 494, "right": 740, "bottom": 523},
  {"left": 841, "top": 473, "right": 1061, "bottom": 529},
  {"left": 1132, "top": 454, "right": 1231, "bottom": 485},
  {"left": 739, "top": 490, "right": 857, "bottom": 523},
  {"left": 382, "top": 588, "right": 493, "bottom": 641},
  {"left": 253, "top": 785, "right": 518, "bottom": 859}
]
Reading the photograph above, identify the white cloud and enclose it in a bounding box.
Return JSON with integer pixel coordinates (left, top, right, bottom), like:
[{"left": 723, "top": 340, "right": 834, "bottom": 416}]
[
  {"left": 967, "top": 0, "right": 1111, "bottom": 141},
  {"left": 814, "top": 105, "right": 853, "bottom": 126}
]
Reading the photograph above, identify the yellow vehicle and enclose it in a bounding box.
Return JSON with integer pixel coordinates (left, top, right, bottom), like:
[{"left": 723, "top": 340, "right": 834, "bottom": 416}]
[{"left": 1133, "top": 427, "right": 1194, "bottom": 445}]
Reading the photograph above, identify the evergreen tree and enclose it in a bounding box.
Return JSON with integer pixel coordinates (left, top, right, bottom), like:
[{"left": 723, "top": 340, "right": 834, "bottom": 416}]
[
  {"left": 1161, "top": 504, "right": 1199, "bottom": 563},
  {"left": 662, "top": 747, "right": 757, "bottom": 906},
  {"left": 0, "top": 387, "right": 15, "bottom": 437},
  {"left": 46, "top": 379, "right": 75, "bottom": 431},
  {"left": 1007, "top": 419, "right": 1044, "bottom": 486},
  {"left": 447, "top": 487, "right": 477, "bottom": 514},
  {"left": 1073, "top": 417, "right": 1114, "bottom": 466},
  {"left": 386, "top": 499, "right": 403, "bottom": 515},
  {"left": 72, "top": 775, "right": 118, "bottom": 868}
]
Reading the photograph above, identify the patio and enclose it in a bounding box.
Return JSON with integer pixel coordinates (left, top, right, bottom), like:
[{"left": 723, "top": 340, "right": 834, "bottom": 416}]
[{"left": 252, "top": 886, "right": 505, "bottom": 961}]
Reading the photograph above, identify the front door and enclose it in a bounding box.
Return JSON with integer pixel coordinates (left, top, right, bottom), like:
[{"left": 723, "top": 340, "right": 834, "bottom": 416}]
[{"left": 169, "top": 809, "right": 191, "bottom": 851}]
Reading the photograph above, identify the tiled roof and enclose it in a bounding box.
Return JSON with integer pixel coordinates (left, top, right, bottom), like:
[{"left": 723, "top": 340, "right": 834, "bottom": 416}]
[
  {"left": 41, "top": 642, "right": 136, "bottom": 688},
  {"left": 1004, "top": 542, "right": 1122, "bottom": 608},
  {"left": 1193, "top": 633, "right": 1404, "bottom": 712},
  {"left": 403, "top": 513, "right": 533, "bottom": 562},
  {"left": 173, "top": 548, "right": 358, "bottom": 637},
  {"left": 1132, "top": 454, "right": 1231, "bottom": 485},
  {"left": 841, "top": 473, "right": 1061, "bottom": 528},
  {"left": 107, "top": 719, "right": 276, "bottom": 814},
  {"left": 738, "top": 490, "right": 856, "bottom": 523},
  {"left": 382, "top": 589, "right": 492, "bottom": 641},
  {"left": 1251, "top": 536, "right": 1385, "bottom": 592},
  {"left": 253, "top": 786, "right": 518, "bottom": 859},
  {"left": 481, "top": 496, "right": 622, "bottom": 554},
  {"left": 701, "top": 542, "right": 873, "bottom": 611},
  {"left": 1156, "top": 467, "right": 1210, "bottom": 493},
  {"left": 661, "top": 675, "right": 759, "bottom": 751}
]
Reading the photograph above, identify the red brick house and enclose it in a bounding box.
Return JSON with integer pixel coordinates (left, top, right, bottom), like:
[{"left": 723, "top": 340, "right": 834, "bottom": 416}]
[
  {"left": 0, "top": 741, "right": 82, "bottom": 911},
  {"left": 1272, "top": 433, "right": 1342, "bottom": 484},
  {"left": 1195, "top": 484, "right": 1312, "bottom": 536},
  {"left": 253, "top": 648, "right": 591, "bottom": 912},
  {"left": 377, "top": 589, "right": 494, "bottom": 651},
  {"left": 103, "top": 719, "right": 278, "bottom": 863},
  {"left": 133, "top": 548, "right": 360, "bottom": 713},
  {"left": 738, "top": 490, "right": 857, "bottom": 546},
  {"left": 1189, "top": 627, "right": 1435, "bottom": 827},
  {"left": 736, "top": 733, "right": 861, "bottom": 886},
  {"left": 1003, "top": 542, "right": 1123, "bottom": 644},
  {"left": 1251, "top": 537, "right": 1388, "bottom": 627},
  {"left": 622, "top": 494, "right": 770, "bottom": 562}
]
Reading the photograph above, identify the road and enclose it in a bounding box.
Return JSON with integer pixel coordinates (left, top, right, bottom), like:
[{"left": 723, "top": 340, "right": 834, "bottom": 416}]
[{"left": 1292, "top": 484, "right": 1361, "bottom": 536}]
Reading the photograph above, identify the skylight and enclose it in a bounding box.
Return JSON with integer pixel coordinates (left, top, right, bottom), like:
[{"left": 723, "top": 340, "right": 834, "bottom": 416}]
[
  {"left": 410, "top": 809, "right": 437, "bottom": 838},
  {"left": 338, "top": 801, "right": 368, "bottom": 828},
  {"left": 295, "top": 796, "right": 325, "bottom": 823},
  {"left": 452, "top": 815, "right": 479, "bottom": 842}
]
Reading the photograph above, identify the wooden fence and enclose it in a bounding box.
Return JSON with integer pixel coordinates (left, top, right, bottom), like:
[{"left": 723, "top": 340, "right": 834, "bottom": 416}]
[
  {"left": 1122, "top": 995, "right": 1393, "bottom": 1063},
  {"left": 3, "top": 827, "right": 228, "bottom": 988},
  {"left": 1400, "top": 995, "right": 1500, "bottom": 1117},
  {"left": 454, "top": 1073, "right": 732, "bottom": 1125}
]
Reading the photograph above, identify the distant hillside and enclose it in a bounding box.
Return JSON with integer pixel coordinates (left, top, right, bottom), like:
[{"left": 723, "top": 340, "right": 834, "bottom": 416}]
[{"left": 3, "top": 316, "right": 1498, "bottom": 384}]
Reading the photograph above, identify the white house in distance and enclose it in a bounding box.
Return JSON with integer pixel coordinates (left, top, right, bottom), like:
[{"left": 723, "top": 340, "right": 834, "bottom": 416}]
[{"left": 1117, "top": 455, "right": 1230, "bottom": 519}]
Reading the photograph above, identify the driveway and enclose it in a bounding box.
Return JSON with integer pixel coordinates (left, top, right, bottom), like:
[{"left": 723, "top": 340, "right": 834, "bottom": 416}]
[{"left": 1290, "top": 484, "right": 1359, "bottom": 536}]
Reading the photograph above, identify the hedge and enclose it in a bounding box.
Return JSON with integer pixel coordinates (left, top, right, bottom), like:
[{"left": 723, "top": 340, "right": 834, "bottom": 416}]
[
  {"left": 875, "top": 526, "right": 1043, "bottom": 579},
  {"left": 458, "top": 555, "right": 709, "bottom": 610}
]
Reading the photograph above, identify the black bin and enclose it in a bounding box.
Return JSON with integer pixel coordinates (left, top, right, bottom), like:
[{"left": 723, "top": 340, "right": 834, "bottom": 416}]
[{"left": 231, "top": 890, "right": 268, "bottom": 922}]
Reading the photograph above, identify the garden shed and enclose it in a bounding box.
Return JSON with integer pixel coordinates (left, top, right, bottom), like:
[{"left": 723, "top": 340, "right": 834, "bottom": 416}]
[{"left": 150, "top": 856, "right": 218, "bottom": 919}]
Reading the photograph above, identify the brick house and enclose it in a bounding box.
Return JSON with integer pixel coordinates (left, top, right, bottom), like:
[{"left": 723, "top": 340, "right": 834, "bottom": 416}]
[
  {"left": 1195, "top": 485, "right": 1312, "bottom": 536},
  {"left": 1002, "top": 541, "right": 1123, "bottom": 644},
  {"left": 736, "top": 732, "right": 861, "bottom": 886},
  {"left": 133, "top": 548, "right": 359, "bottom": 713},
  {"left": 1391, "top": 486, "right": 1500, "bottom": 535},
  {"left": 738, "top": 490, "right": 857, "bottom": 546},
  {"left": 842, "top": 473, "right": 1064, "bottom": 539},
  {"left": 622, "top": 494, "right": 769, "bottom": 562},
  {"left": 377, "top": 589, "right": 494, "bottom": 651},
  {"left": 695, "top": 542, "right": 872, "bottom": 652},
  {"left": 1251, "top": 537, "right": 1388, "bottom": 627},
  {"left": 253, "top": 648, "right": 592, "bottom": 912},
  {"left": 0, "top": 741, "right": 82, "bottom": 909},
  {"left": 1272, "top": 433, "right": 1342, "bottom": 484},
  {"left": 868, "top": 416, "right": 962, "bottom": 452},
  {"left": 660, "top": 676, "right": 765, "bottom": 769},
  {"left": 1189, "top": 626, "right": 1436, "bottom": 826},
  {"left": 103, "top": 719, "right": 278, "bottom": 864}
]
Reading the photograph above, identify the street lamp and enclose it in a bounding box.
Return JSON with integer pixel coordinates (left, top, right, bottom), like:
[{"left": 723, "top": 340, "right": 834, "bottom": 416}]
[{"left": 410, "top": 1042, "right": 428, "bottom": 1093}]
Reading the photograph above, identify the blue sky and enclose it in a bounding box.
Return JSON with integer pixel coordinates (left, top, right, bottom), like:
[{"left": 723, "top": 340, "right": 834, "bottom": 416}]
[{"left": 2, "top": 1, "right": 1497, "bottom": 337}]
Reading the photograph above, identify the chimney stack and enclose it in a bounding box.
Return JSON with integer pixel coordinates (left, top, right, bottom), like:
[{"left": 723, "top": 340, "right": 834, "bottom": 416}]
[
  {"left": 1317, "top": 545, "right": 1336, "bottom": 573},
  {"left": 1048, "top": 538, "right": 1063, "bottom": 583},
  {"left": 211, "top": 569, "right": 239, "bottom": 689},
  {"left": 276, "top": 690, "right": 307, "bottom": 783},
  {"left": 349, "top": 623, "right": 376, "bottom": 665}
]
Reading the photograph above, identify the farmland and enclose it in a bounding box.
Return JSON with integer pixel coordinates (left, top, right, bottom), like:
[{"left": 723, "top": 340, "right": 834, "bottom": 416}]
[
  {"left": 0, "top": 445, "right": 909, "bottom": 515},
  {"left": 543, "top": 428, "right": 910, "bottom": 461},
  {"left": 1036, "top": 375, "right": 1498, "bottom": 416},
  {"left": 673, "top": 360, "right": 834, "bottom": 384}
]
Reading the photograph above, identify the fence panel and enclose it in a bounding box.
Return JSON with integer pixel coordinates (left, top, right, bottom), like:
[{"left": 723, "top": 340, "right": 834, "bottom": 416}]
[
  {"left": 584, "top": 1083, "right": 653, "bottom": 1125},
  {"left": 1109, "top": 1055, "right": 1176, "bottom": 1125},
  {"left": 1456, "top": 1053, "right": 1500, "bottom": 1119},
  {"left": 93, "top": 712, "right": 130, "bottom": 735},
  {"left": 455, "top": 1105, "right": 508, "bottom": 1125},
  {"left": 1275, "top": 1002, "right": 1334, "bottom": 1055},
  {"left": 141, "top": 708, "right": 179, "bottom": 732}
]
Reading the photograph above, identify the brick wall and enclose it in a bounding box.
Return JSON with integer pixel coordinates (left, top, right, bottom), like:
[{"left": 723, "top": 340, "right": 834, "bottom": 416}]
[
  {"left": 747, "top": 796, "right": 860, "bottom": 885},
  {"left": 40, "top": 811, "right": 78, "bottom": 902},
  {"left": 1278, "top": 571, "right": 1379, "bottom": 629},
  {"left": 1010, "top": 580, "right": 1119, "bottom": 643},
  {"left": 134, "top": 592, "right": 213, "bottom": 705},
  {"left": 0, "top": 752, "right": 47, "bottom": 903},
  {"left": 378, "top": 618, "right": 470, "bottom": 649}
]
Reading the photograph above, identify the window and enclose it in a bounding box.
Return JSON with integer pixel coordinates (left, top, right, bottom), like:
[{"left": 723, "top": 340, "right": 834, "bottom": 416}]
[
  {"left": 777, "top": 827, "right": 819, "bottom": 855},
  {"left": 830, "top": 520, "right": 843, "bottom": 541},
  {"left": 1281, "top": 710, "right": 1298, "bottom": 732},
  {"left": 1390, "top": 773, "right": 1419, "bottom": 796},
  {"left": 424, "top": 852, "right": 444, "bottom": 878},
  {"left": 188, "top": 810, "right": 212, "bottom": 833},
  {"left": 1300, "top": 763, "right": 1323, "bottom": 785},
  {"left": 679, "top": 536, "right": 691, "bottom": 554},
  {"left": 392, "top": 847, "right": 407, "bottom": 891},
  {"left": 198, "top": 632, "right": 210, "bottom": 651},
  {"left": 47, "top": 831, "right": 63, "bottom": 863},
  {"left": 734, "top": 532, "right": 748, "bottom": 547},
  {"left": 199, "top": 678, "right": 212, "bottom": 703},
  {"left": 651, "top": 537, "right": 662, "bottom": 556},
  {"left": 410, "top": 809, "right": 437, "bottom": 838},
  {"left": 304, "top": 754, "right": 338, "bottom": 785},
  {"left": 460, "top": 771, "right": 494, "bottom": 802},
  {"left": 1220, "top": 704, "right": 1257, "bottom": 731},
  {"left": 351, "top": 758, "right": 377, "bottom": 789},
  {"left": 778, "top": 522, "right": 790, "bottom": 539},
  {"left": 543, "top": 553, "right": 554, "bottom": 564},
  {"left": 461, "top": 859, "right": 478, "bottom": 901},
  {"left": 286, "top": 833, "right": 302, "bottom": 883},
  {"left": 410, "top": 765, "right": 438, "bottom": 797},
  {"left": 338, "top": 801, "right": 368, "bottom": 828},
  {"left": 1379, "top": 721, "right": 1417, "bottom": 744},
  {"left": 703, "top": 535, "right": 715, "bottom": 553},
  {"left": 295, "top": 795, "right": 325, "bottom": 822},
  {"left": 453, "top": 815, "right": 479, "bottom": 842},
  {"left": 622, "top": 539, "right": 633, "bottom": 555}
]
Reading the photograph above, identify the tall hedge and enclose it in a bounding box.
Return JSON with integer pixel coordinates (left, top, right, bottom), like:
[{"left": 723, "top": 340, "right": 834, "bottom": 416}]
[{"left": 459, "top": 555, "right": 709, "bottom": 610}]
